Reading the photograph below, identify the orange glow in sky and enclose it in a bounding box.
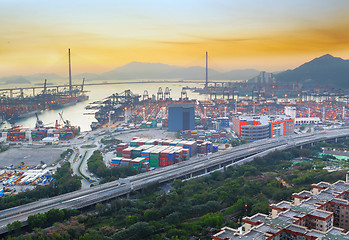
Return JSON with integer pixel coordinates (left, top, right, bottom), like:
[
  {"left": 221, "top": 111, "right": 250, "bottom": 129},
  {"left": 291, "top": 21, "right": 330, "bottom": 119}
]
[{"left": 1, "top": 0, "right": 349, "bottom": 77}]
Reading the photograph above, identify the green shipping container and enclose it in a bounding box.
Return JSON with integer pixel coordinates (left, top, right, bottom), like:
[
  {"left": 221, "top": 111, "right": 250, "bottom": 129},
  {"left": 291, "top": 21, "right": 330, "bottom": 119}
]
[{"left": 149, "top": 159, "right": 159, "bottom": 168}]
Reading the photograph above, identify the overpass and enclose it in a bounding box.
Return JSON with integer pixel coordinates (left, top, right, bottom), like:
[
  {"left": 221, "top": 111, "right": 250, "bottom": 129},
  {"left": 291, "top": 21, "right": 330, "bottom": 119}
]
[{"left": 0, "top": 128, "right": 349, "bottom": 233}]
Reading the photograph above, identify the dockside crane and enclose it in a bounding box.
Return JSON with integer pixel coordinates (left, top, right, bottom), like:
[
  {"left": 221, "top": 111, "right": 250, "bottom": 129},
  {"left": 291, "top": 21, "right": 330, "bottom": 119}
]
[
  {"left": 35, "top": 113, "right": 44, "bottom": 129},
  {"left": 59, "top": 112, "right": 71, "bottom": 128}
]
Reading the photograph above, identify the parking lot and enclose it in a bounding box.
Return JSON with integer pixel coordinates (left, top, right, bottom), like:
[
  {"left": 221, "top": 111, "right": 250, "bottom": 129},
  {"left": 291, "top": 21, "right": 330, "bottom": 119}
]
[{"left": 0, "top": 146, "right": 66, "bottom": 167}]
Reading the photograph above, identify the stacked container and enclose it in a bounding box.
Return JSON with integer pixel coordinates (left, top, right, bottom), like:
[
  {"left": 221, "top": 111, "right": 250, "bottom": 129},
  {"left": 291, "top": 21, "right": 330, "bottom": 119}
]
[
  {"left": 141, "top": 149, "right": 151, "bottom": 162},
  {"left": 149, "top": 148, "right": 160, "bottom": 168},
  {"left": 220, "top": 131, "right": 227, "bottom": 138},
  {"left": 130, "top": 157, "right": 146, "bottom": 171},
  {"left": 207, "top": 141, "right": 213, "bottom": 153},
  {"left": 168, "top": 149, "right": 175, "bottom": 165},
  {"left": 183, "top": 141, "right": 197, "bottom": 157},
  {"left": 182, "top": 149, "right": 190, "bottom": 161},
  {"left": 116, "top": 143, "right": 128, "bottom": 157},
  {"left": 160, "top": 149, "right": 171, "bottom": 167},
  {"left": 120, "top": 159, "right": 130, "bottom": 167},
  {"left": 140, "top": 162, "right": 150, "bottom": 173},
  {"left": 110, "top": 157, "right": 122, "bottom": 167},
  {"left": 122, "top": 147, "right": 135, "bottom": 159},
  {"left": 213, "top": 145, "right": 219, "bottom": 153}
]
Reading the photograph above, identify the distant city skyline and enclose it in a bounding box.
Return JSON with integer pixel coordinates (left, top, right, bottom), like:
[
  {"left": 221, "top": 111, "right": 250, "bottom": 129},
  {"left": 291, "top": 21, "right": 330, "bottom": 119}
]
[{"left": 1, "top": 0, "right": 349, "bottom": 77}]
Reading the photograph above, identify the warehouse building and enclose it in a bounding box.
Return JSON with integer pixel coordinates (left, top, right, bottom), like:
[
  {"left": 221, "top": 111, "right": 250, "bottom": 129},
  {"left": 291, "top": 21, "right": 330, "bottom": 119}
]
[
  {"left": 232, "top": 115, "right": 294, "bottom": 141},
  {"left": 213, "top": 172, "right": 349, "bottom": 240},
  {"left": 168, "top": 103, "right": 195, "bottom": 132}
]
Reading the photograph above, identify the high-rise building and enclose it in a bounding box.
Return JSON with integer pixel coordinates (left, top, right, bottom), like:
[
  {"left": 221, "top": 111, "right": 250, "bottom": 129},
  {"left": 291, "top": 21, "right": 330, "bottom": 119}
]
[{"left": 168, "top": 103, "right": 195, "bottom": 132}]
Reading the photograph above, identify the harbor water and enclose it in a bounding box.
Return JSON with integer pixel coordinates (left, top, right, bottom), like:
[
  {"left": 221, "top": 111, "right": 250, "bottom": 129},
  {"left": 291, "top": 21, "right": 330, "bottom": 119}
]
[{"left": 1, "top": 81, "right": 207, "bottom": 132}]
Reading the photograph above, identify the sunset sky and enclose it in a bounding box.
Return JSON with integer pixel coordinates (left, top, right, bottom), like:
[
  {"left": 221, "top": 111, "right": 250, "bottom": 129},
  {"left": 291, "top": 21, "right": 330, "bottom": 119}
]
[{"left": 1, "top": 0, "right": 349, "bottom": 77}]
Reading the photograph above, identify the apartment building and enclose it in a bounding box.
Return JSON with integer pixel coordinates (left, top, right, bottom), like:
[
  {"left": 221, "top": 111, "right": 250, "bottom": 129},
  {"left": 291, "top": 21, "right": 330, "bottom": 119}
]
[{"left": 213, "top": 172, "right": 349, "bottom": 239}]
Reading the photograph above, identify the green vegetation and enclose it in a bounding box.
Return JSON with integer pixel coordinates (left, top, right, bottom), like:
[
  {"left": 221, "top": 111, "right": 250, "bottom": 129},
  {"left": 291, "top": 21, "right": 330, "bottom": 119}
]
[
  {"left": 73, "top": 153, "right": 79, "bottom": 162},
  {"left": 7, "top": 221, "right": 21, "bottom": 234},
  {"left": 78, "top": 152, "right": 89, "bottom": 180},
  {"left": 9, "top": 143, "right": 347, "bottom": 240},
  {"left": 51, "top": 148, "right": 74, "bottom": 166},
  {"left": 0, "top": 162, "right": 81, "bottom": 210},
  {"left": 27, "top": 208, "right": 80, "bottom": 229},
  {"left": 0, "top": 143, "right": 9, "bottom": 152},
  {"left": 60, "top": 149, "right": 73, "bottom": 159},
  {"left": 87, "top": 150, "right": 137, "bottom": 182},
  {"left": 101, "top": 137, "right": 121, "bottom": 145},
  {"left": 81, "top": 144, "right": 97, "bottom": 149},
  {"left": 230, "top": 139, "right": 247, "bottom": 147}
]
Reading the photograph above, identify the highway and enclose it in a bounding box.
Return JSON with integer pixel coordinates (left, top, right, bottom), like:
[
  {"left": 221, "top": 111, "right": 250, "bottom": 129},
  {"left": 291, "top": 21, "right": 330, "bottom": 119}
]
[{"left": 0, "top": 128, "right": 348, "bottom": 233}]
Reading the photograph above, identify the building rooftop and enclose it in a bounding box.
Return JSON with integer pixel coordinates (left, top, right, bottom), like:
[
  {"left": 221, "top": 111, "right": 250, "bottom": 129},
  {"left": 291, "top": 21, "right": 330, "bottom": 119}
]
[
  {"left": 293, "top": 190, "right": 313, "bottom": 198},
  {"left": 312, "top": 182, "right": 331, "bottom": 188},
  {"left": 285, "top": 224, "right": 308, "bottom": 234},
  {"left": 315, "top": 191, "right": 336, "bottom": 202},
  {"left": 325, "top": 227, "right": 349, "bottom": 240},
  {"left": 235, "top": 114, "right": 292, "bottom": 127},
  {"left": 279, "top": 209, "right": 306, "bottom": 219},
  {"left": 302, "top": 197, "right": 325, "bottom": 206},
  {"left": 254, "top": 224, "right": 280, "bottom": 234},
  {"left": 331, "top": 198, "right": 348, "bottom": 205},
  {"left": 309, "top": 209, "right": 333, "bottom": 219},
  {"left": 243, "top": 213, "right": 268, "bottom": 224},
  {"left": 215, "top": 179, "right": 349, "bottom": 240},
  {"left": 331, "top": 181, "right": 349, "bottom": 192},
  {"left": 291, "top": 202, "right": 317, "bottom": 213},
  {"left": 273, "top": 201, "right": 292, "bottom": 209},
  {"left": 264, "top": 215, "right": 294, "bottom": 228}
]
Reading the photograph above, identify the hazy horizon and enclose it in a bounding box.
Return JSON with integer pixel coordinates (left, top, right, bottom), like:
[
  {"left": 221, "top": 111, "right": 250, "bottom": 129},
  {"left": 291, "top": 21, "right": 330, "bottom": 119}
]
[{"left": 1, "top": 0, "right": 349, "bottom": 78}]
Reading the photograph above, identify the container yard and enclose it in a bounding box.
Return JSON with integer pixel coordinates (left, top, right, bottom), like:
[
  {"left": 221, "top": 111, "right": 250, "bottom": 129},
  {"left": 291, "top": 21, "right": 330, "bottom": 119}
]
[
  {"left": 0, "top": 164, "right": 56, "bottom": 197},
  {"left": 108, "top": 137, "right": 218, "bottom": 170}
]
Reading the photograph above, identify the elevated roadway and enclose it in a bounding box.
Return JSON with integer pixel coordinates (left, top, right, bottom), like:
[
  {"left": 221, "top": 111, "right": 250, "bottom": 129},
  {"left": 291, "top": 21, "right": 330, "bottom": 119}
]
[{"left": 0, "top": 128, "right": 349, "bottom": 233}]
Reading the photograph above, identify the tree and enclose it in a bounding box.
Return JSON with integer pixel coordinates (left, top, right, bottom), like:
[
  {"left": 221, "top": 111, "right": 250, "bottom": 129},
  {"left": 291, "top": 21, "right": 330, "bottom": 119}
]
[
  {"left": 95, "top": 203, "right": 106, "bottom": 215},
  {"left": 7, "top": 220, "right": 22, "bottom": 233},
  {"left": 144, "top": 209, "right": 161, "bottom": 221},
  {"left": 46, "top": 209, "right": 64, "bottom": 225},
  {"left": 28, "top": 213, "right": 47, "bottom": 229}
]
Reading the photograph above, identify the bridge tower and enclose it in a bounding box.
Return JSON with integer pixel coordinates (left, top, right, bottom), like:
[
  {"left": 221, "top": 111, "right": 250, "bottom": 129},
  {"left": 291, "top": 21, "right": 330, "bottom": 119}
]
[
  {"left": 68, "top": 48, "right": 72, "bottom": 95},
  {"left": 205, "top": 51, "right": 208, "bottom": 89}
]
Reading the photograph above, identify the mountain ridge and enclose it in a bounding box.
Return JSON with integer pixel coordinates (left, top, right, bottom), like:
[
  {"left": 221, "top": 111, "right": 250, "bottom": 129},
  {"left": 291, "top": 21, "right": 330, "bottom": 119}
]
[
  {"left": 0, "top": 62, "right": 260, "bottom": 83},
  {"left": 275, "top": 54, "right": 349, "bottom": 88}
]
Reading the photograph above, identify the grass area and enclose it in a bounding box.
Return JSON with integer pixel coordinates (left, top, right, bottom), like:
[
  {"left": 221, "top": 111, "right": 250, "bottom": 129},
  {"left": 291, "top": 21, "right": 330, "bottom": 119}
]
[
  {"left": 73, "top": 153, "right": 79, "bottom": 162},
  {"left": 81, "top": 144, "right": 97, "bottom": 149},
  {"left": 50, "top": 149, "right": 74, "bottom": 166},
  {"left": 78, "top": 152, "right": 89, "bottom": 180}
]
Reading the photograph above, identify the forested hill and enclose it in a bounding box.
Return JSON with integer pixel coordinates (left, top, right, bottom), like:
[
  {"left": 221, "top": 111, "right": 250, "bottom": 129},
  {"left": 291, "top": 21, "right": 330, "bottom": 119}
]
[{"left": 275, "top": 54, "right": 349, "bottom": 89}]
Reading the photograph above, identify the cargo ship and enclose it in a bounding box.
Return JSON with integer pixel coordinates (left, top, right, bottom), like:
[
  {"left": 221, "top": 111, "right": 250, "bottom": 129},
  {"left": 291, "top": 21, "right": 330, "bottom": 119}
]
[
  {"left": 89, "top": 89, "right": 141, "bottom": 129},
  {"left": 0, "top": 113, "right": 80, "bottom": 142},
  {"left": 0, "top": 49, "right": 89, "bottom": 122}
]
